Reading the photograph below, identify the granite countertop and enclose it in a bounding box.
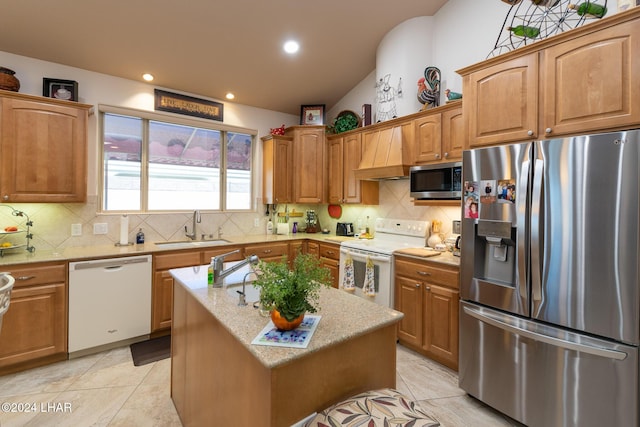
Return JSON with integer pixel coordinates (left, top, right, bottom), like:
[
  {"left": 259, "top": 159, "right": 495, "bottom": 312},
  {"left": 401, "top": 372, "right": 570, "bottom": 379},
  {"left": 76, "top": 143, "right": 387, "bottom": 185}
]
[
  {"left": 170, "top": 264, "right": 404, "bottom": 369},
  {"left": 0, "top": 232, "right": 459, "bottom": 269},
  {"left": 393, "top": 248, "right": 461, "bottom": 267}
]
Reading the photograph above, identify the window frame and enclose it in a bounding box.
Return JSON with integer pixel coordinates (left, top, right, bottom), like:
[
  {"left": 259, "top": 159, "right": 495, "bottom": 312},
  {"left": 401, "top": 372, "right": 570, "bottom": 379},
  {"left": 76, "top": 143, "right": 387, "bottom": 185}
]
[{"left": 98, "top": 104, "right": 257, "bottom": 214}]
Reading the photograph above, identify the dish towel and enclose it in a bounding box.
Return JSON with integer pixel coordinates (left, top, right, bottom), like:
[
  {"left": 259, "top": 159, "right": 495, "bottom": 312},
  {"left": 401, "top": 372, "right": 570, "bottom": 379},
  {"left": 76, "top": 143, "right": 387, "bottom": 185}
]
[
  {"left": 341, "top": 251, "right": 355, "bottom": 292},
  {"left": 362, "top": 255, "right": 376, "bottom": 296}
]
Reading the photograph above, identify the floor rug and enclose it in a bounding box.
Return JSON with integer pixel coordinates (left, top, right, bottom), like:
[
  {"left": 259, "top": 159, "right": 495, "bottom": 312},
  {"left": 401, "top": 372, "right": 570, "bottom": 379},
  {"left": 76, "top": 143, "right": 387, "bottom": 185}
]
[{"left": 130, "top": 335, "right": 170, "bottom": 366}]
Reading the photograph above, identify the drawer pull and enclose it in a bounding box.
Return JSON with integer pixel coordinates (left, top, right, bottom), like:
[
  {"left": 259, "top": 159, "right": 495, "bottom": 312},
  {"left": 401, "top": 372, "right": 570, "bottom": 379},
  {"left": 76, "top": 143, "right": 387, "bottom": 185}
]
[
  {"left": 263, "top": 249, "right": 272, "bottom": 254},
  {"left": 17, "top": 275, "right": 36, "bottom": 281},
  {"left": 417, "top": 271, "right": 431, "bottom": 276},
  {"left": 326, "top": 250, "right": 335, "bottom": 255}
]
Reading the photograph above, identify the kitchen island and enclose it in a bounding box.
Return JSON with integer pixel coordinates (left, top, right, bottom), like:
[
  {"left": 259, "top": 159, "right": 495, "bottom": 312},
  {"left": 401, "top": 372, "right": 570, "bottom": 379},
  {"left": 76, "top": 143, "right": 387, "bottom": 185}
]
[{"left": 170, "top": 265, "right": 403, "bottom": 427}]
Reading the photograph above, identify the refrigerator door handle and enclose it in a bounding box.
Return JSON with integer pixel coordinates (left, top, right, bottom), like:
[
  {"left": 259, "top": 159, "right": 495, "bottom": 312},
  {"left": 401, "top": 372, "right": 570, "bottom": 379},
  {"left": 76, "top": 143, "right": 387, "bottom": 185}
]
[
  {"left": 530, "top": 158, "right": 544, "bottom": 304},
  {"left": 517, "top": 158, "right": 530, "bottom": 299},
  {"left": 463, "top": 305, "right": 628, "bottom": 361}
]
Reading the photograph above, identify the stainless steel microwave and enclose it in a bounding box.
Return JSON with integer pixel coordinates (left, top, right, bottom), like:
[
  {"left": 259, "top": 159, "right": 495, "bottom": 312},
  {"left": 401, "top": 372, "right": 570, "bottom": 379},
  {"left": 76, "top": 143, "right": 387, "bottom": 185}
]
[{"left": 410, "top": 162, "right": 462, "bottom": 200}]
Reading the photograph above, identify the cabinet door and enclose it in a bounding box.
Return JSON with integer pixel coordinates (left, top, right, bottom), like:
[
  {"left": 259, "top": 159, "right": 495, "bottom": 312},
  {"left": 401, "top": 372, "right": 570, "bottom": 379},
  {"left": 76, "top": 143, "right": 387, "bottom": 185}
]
[
  {"left": 464, "top": 53, "right": 539, "bottom": 147},
  {"left": 263, "top": 136, "right": 293, "bottom": 204},
  {"left": 307, "top": 242, "right": 319, "bottom": 258},
  {"left": 293, "top": 128, "right": 325, "bottom": 203},
  {"left": 423, "top": 284, "right": 459, "bottom": 370},
  {"left": 153, "top": 250, "right": 202, "bottom": 332},
  {"left": 441, "top": 106, "right": 464, "bottom": 161},
  {"left": 542, "top": 19, "right": 640, "bottom": 137},
  {"left": 414, "top": 113, "right": 442, "bottom": 163},
  {"left": 152, "top": 270, "right": 174, "bottom": 332},
  {"left": 327, "top": 137, "right": 344, "bottom": 204},
  {"left": 320, "top": 256, "right": 339, "bottom": 289},
  {"left": 395, "top": 275, "right": 423, "bottom": 348},
  {"left": 1, "top": 97, "right": 88, "bottom": 202},
  {"left": 0, "top": 282, "right": 67, "bottom": 368}
]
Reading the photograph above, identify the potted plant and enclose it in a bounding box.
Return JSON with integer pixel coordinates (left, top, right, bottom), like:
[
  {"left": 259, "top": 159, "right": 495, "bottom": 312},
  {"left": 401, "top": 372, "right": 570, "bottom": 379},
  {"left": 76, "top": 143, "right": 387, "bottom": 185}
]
[
  {"left": 252, "top": 253, "right": 332, "bottom": 330},
  {"left": 328, "top": 110, "right": 360, "bottom": 134}
]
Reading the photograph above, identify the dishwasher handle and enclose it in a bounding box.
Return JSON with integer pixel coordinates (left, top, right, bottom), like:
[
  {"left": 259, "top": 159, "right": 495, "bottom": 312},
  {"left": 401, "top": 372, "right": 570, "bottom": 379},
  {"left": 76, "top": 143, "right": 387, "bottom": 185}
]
[{"left": 71, "top": 256, "right": 150, "bottom": 271}]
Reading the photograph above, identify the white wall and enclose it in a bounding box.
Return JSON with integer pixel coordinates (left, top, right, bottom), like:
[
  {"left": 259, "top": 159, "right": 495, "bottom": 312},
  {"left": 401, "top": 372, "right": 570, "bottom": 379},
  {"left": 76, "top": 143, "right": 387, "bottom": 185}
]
[{"left": 0, "top": 50, "right": 299, "bottom": 198}]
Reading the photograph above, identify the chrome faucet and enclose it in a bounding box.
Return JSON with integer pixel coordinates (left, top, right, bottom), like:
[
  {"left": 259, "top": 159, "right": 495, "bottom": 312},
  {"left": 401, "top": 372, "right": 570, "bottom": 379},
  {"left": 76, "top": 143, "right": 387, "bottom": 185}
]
[
  {"left": 210, "top": 249, "right": 260, "bottom": 288},
  {"left": 185, "top": 210, "right": 201, "bottom": 240}
]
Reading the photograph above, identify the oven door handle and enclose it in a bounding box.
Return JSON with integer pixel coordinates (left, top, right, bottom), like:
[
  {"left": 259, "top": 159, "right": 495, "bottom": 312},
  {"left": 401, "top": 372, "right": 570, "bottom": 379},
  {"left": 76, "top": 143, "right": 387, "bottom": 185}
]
[{"left": 340, "top": 248, "right": 391, "bottom": 263}]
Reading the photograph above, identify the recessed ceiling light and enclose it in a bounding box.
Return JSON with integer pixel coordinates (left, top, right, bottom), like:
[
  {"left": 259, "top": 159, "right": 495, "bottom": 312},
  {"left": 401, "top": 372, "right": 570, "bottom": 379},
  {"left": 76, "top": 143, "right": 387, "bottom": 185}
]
[
  {"left": 283, "top": 40, "right": 300, "bottom": 54},
  {"left": 225, "top": 92, "right": 235, "bottom": 100},
  {"left": 142, "top": 73, "right": 154, "bottom": 82}
]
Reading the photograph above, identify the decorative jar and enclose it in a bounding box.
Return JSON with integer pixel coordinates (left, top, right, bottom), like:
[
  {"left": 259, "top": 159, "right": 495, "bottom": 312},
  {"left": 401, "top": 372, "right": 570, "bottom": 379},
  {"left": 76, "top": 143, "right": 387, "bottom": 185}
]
[{"left": 0, "top": 67, "right": 20, "bottom": 92}]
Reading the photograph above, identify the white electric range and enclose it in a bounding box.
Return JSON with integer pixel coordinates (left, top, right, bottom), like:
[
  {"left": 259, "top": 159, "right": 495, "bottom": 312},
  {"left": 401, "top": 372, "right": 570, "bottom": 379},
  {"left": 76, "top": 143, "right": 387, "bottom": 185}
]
[{"left": 338, "top": 218, "right": 429, "bottom": 308}]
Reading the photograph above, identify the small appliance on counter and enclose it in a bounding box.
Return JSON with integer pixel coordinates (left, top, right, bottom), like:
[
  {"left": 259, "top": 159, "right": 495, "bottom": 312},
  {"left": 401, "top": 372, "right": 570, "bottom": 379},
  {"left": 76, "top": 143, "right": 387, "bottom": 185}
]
[
  {"left": 336, "top": 222, "right": 354, "bottom": 236},
  {"left": 304, "top": 210, "right": 320, "bottom": 233}
]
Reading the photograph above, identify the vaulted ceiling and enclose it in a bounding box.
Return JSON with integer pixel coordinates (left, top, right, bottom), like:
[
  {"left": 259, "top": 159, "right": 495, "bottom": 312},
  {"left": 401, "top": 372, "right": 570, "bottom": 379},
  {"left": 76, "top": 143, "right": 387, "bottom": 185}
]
[{"left": 0, "top": 0, "right": 448, "bottom": 115}]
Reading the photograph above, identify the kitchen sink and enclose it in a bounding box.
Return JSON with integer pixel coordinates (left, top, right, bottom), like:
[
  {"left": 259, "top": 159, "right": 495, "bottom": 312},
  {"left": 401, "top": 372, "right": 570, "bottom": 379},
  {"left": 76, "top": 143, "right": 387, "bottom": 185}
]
[
  {"left": 226, "top": 283, "right": 261, "bottom": 304},
  {"left": 154, "top": 239, "right": 231, "bottom": 249}
]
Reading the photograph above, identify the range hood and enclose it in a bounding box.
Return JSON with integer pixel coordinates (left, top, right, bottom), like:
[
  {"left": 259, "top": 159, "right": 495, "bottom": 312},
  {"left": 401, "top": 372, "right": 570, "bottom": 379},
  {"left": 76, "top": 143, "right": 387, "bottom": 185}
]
[{"left": 354, "top": 124, "right": 412, "bottom": 180}]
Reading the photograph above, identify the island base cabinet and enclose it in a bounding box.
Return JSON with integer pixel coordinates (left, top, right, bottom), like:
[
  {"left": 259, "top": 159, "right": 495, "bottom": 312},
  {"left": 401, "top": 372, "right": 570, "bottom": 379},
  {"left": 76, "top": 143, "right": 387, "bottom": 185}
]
[{"left": 172, "top": 283, "right": 397, "bottom": 427}]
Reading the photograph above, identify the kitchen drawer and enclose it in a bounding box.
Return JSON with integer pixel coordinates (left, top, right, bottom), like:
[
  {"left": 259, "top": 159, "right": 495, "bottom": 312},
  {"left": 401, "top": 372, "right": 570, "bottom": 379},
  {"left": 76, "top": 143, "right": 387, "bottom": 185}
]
[
  {"left": 395, "top": 258, "right": 459, "bottom": 289},
  {"left": 318, "top": 242, "right": 340, "bottom": 260},
  {"left": 244, "top": 242, "right": 289, "bottom": 260},
  {"left": 154, "top": 251, "right": 202, "bottom": 270},
  {"left": 4, "top": 262, "right": 66, "bottom": 287}
]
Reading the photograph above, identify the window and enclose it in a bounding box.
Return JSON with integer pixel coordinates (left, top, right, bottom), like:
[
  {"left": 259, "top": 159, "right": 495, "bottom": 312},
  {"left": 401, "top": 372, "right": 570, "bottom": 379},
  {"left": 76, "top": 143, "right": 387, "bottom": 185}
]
[{"left": 101, "top": 110, "right": 254, "bottom": 212}]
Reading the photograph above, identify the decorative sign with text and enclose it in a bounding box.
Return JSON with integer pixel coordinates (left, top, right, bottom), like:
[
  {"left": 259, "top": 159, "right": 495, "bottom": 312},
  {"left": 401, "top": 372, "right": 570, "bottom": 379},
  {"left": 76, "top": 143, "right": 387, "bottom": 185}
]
[{"left": 154, "top": 89, "right": 223, "bottom": 121}]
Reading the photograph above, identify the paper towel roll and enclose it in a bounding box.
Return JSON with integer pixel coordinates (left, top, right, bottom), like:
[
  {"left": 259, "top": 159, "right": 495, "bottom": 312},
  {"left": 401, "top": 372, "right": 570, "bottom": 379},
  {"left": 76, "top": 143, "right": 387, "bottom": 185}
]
[
  {"left": 276, "top": 223, "right": 289, "bottom": 235},
  {"left": 120, "top": 215, "right": 129, "bottom": 245}
]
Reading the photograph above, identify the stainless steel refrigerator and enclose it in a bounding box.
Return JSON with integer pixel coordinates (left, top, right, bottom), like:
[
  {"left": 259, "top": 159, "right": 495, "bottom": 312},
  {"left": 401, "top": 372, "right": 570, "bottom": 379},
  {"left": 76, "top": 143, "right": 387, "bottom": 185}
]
[{"left": 460, "top": 130, "right": 640, "bottom": 427}]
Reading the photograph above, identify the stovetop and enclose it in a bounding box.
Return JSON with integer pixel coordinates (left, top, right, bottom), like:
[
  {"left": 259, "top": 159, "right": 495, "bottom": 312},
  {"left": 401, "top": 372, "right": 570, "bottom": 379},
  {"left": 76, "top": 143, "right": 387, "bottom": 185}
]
[{"left": 340, "top": 218, "right": 429, "bottom": 255}]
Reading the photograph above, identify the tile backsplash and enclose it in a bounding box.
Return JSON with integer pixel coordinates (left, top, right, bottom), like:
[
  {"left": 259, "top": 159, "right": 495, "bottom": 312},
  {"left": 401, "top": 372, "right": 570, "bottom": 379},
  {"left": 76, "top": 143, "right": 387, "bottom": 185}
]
[{"left": 0, "top": 180, "right": 461, "bottom": 253}]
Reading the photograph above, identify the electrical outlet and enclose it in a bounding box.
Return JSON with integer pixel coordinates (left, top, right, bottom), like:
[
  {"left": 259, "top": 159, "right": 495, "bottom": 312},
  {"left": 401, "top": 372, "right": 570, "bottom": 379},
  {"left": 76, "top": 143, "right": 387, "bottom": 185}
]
[
  {"left": 93, "top": 223, "right": 108, "bottom": 235},
  {"left": 254, "top": 217, "right": 259, "bottom": 227},
  {"left": 71, "top": 223, "right": 82, "bottom": 236}
]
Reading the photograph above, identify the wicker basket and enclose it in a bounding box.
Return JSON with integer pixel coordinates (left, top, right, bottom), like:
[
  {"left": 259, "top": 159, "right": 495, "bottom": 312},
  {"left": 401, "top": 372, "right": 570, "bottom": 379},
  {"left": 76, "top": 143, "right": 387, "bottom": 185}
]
[{"left": 0, "top": 67, "right": 20, "bottom": 92}]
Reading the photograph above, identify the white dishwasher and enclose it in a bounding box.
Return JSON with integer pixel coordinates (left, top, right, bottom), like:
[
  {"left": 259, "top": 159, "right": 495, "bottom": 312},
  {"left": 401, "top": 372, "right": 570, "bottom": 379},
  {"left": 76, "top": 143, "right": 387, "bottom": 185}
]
[{"left": 69, "top": 255, "right": 152, "bottom": 356}]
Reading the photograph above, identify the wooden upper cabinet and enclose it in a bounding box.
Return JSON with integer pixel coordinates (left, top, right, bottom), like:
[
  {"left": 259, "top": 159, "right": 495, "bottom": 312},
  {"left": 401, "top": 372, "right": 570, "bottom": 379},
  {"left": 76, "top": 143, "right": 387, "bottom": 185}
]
[
  {"left": 460, "top": 8, "right": 640, "bottom": 147},
  {"left": 414, "top": 113, "right": 442, "bottom": 163},
  {"left": 412, "top": 103, "right": 464, "bottom": 164},
  {"left": 541, "top": 18, "right": 640, "bottom": 137},
  {"left": 287, "top": 126, "right": 326, "bottom": 204},
  {"left": 0, "top": 91, "right": 90, "bottom": 202},
  {"left": 262, "top": 134, "right": 293, "bottom": 204},
  {"left": 328, "top": 133, "right": 378, "bottom": 205},
  {"left": 441, "top": 105, "right": 465, "bottom": 161},
  {"left": 463, "top": 54, "right": 539, "bottom": 147}
]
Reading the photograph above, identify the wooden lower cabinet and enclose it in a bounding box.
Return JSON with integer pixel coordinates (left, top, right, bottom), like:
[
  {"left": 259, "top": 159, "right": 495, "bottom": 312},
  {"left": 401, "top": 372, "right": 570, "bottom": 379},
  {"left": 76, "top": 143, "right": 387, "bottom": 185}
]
[
  {"left": 152, "top": 250, "right": 202, "bottom": 333},
  {"left": 0, "top": 262, "right": 67, "bottom": 374},
  {"left": 318, "top": 242, "right": 340, "bottom": 288},
  {"left": 394, "top": 256, "right": 459, "bottom": 370},
  {"left": 244, "top": 242, "right": 290, "bottom": 263}
]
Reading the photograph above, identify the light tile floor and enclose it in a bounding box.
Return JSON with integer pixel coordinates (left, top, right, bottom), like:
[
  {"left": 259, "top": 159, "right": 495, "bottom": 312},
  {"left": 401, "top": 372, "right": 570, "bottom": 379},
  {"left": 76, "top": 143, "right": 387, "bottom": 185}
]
[{"left": 0, "top": 344, "right": 522, "bottom": 427}]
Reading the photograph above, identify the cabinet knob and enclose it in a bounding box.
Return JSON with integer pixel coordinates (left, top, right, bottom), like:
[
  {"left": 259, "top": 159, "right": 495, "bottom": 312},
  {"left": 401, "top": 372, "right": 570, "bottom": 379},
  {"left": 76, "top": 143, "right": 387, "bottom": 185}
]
[
  {"left": 435, "top": 153, "right": 441, "bottom": 159},
  {"left": 425, "top": 286, "right": 431, "bottom": 291},
  {"left": 2, "top": 195, "right": 7, "bottom": 201},
  {"left": 415, "top": 283, "right": 421, "bottom": 288},
  {"left": 444, "top": 152, "right": 449, "bottom": 158},
  {"left": 545, "top": 128, "right": 552, "bottom": 134},
  {"left": 527, "top": 130, "right": 534, "bottom": 136}
]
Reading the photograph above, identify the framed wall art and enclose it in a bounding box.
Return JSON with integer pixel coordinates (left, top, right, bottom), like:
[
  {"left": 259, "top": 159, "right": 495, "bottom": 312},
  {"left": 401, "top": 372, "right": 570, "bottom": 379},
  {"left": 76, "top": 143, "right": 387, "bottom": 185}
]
[
  {"left": 300, "top": 104, "right": 325, "bottom": 125},
  {"left": 43, "top": 78, "right": 78, "bottom": 101}
]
